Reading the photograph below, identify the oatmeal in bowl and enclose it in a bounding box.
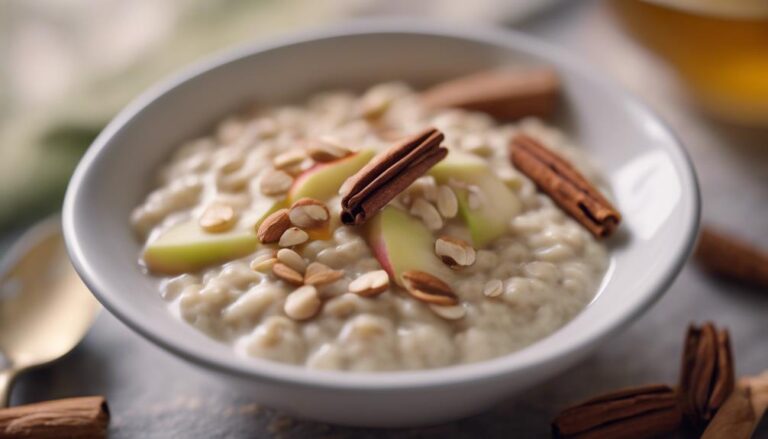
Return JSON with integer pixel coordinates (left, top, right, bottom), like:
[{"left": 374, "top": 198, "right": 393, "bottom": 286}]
[{"left": 131, "top": 69, "right": 619, "bottom": 371}]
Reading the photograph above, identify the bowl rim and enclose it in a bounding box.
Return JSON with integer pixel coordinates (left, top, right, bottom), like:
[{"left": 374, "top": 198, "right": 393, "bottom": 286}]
[{"left": 63, "top": 19, "right": 700, "bottom": 391}]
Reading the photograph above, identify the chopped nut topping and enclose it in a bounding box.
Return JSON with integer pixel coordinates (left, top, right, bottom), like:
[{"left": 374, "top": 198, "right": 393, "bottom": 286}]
[
  {"left": 304, "top": 262, "right": 344, "bottom": 286},
  {"left": 259, "top": 169, "right": 294, "bottom": 196},
  {"left": 257, "top": 209, "right": 291, "bottom": 243},
  {"left": 288, "top": 198, "right": 330, "bottom": 229},
  {"left": 483, "top": 279, "right": 503, "bottom": 298},
  {"left": 401, "top": 270, "right": 458, "bottom": 306},
  {"left": 429, "top": 304, "right": 466, "bottom": 320},
  {"left": 348, "top": 270, "right": 390, "bottom": 297},
  {"left": 199, "top": 203, "right": 237, "bottom": 233},
  {"left": 272, "top": 262, "right": 304, "bottom": 285},
  {"left": 436, "top": 185, "right": 458, "bottom": 219},
  {"left": 284, "top": 285, "right": 321, "bottom": 320},
  {"left": 250, "top": 255, "right": 277, "bottom": 273},
  {"left": 273, "top": 149, "right": 307, "bottom": 170},
  {"left": 306, "top": 138, "right": 352, "bottom": 162},
  {"left": 410, "top": 198, "right": 443, "bottom": 231},
  {"left": 276, "top": 248, "right": 306, "bottom": 274},
  {"left": 435, "top": 236, "right": 476, "bottom": 268},
  {"left": 279, "top": 227, "right": 309, "bottom": 247}
]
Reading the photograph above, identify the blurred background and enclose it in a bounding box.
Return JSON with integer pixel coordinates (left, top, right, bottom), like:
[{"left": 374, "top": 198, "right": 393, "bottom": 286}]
[{"left": 1, "top": 0, "right": 766, "bottom": 437}]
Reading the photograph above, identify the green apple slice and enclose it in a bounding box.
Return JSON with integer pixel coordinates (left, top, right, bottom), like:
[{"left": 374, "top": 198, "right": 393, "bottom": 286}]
[
  {"left": 368, "top": 206, "right": 453, "bottom": 286},
  {"left": 143, "top": 220, "right": 258, "bottom": 275},
  {"left": 288, "top": 149, "right": 375, "bottom": 202},
  {"left": 430, "top": 150, "right": 521, "bottom": 247}
]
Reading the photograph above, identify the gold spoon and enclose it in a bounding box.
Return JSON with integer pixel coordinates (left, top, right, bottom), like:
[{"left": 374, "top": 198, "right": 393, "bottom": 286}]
[{"left": 0, "top": 216, "right": 99, "bottom": 406}]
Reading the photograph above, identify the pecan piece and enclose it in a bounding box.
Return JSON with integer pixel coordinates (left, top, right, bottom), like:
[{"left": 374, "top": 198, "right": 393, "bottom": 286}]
[
  {"left": 401, "top": 270, "right": 458, "bottom": 306},
  {"left": 552, "top": 384, "right": 683, "bottom": 439},
  {"left": 678, "top": 322, "right": 735, "bottom": 430},
  {"left": 510, "top": 134, "right": 621, "bottom": 238},
  {"left": 340, "top": 127, "right": 447, "bottom": 226},
  {"left": 421, "top": 68, "right": 560, "bottom": 121}
]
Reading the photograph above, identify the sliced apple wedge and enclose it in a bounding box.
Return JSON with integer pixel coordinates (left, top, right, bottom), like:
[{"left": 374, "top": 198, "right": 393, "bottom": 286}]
[
  {"left": 430, "top": 150, "right": 521, "bottom": 247},
  {"left": 288, "top": 149, "right": 375, "bottom": 202},
  {"left": 368, "top": 206, "right": 453, "bottom": 286},
  {"left": 143, "top": 220, "right": 258, "bottom": 275}
]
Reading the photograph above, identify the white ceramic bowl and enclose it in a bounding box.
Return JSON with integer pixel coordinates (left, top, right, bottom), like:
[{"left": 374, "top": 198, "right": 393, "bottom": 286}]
[{"left": 63, "top": 21, "right": 700, "bottom": 427}]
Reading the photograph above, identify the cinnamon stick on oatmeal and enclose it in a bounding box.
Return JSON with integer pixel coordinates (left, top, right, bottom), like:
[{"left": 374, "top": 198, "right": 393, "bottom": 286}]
[
  {"left": 694, "top": 227, "right": 768, "bottom": 289},
  {"left": 340, "top": 127, "right": 447, "bottom": 226},
  {"left": 421, "top": 68, "right": 560, "bottom": 121},
  {"left": 510, "top": 134, "right": 621, "bottom": 238},
  {"left": 0, "top": 396, "right": 109, "bottom": 438}
]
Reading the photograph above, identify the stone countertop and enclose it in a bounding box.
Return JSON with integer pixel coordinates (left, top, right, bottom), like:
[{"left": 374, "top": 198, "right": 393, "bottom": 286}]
[{"left": 5, "top": 2, "right": 768, "bottom": 437}]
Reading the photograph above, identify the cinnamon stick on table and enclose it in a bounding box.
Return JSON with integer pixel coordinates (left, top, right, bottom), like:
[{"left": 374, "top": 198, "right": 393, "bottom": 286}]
[
  {"left": 510, "top": 134, "right": 621, "bottom": 238},
  {"left": 551, "top": 384, "right": 683, "bottom": 439},
  {"left": 340, "top": 127, "right": 447, "bottom": 226},
  {"left": 0, "top": 396, "right": 109, "bottom": 438},
  {"left": 694, "top": 227, "right": 768, "bottom": 289}
]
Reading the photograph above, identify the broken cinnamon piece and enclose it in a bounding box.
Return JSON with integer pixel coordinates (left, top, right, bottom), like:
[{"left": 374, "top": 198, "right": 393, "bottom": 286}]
[
  {"left": 421, "top": 68, "right": 560, "bottom": 121},
  {"left": 510, "top": 134, "right": 621, "bottom": 238},
  {"left": 0, "top": 396, "right": 109, "bottom": 438},
  {"left": 678, "top": 322, "right": 735, "bottom": 431},
  {"left": 694, "top": 227, "right": 768, "bottom": 289},
  {"left": 340, "top": 127, "right": 447, "bottom": 226},
  {"left": 552, "top": 384, "right": 683, "bottom": 439}
]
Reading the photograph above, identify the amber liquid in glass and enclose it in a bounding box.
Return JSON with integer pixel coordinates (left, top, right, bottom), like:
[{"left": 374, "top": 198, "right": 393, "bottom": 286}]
[{"left": 613, "top": 0, "right": 768, "bottom": 126}]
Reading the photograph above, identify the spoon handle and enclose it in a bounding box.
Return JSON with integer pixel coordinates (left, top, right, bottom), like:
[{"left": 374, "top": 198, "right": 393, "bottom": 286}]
[{"left": 0, "top": 368, "right": 15, "bottom": 408}]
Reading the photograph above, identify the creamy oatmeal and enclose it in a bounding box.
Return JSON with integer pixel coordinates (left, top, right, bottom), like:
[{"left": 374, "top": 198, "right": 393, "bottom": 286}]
[{"left": 132, "top": 80, "right": 611, "bottom": 371}]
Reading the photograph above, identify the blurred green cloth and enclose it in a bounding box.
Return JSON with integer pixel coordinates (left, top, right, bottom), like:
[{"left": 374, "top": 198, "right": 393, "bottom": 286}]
[{"left": 0, "top": 0, "right": 332, "bottom": 230}]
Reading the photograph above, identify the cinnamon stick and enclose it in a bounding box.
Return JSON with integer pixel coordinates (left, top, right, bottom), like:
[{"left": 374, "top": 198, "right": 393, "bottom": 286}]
[
  {"left": 510, "top": 134, "right": 621, "bottom": 238},
  {"left": 340, "top": 127, "right": 447, "bottom": 226},
  {"left": 0, "top": 396, "right": 109, "bottom": 438},
  {"left": 694, "top": 227, "right": 768, "bottom": 289},
  {"left": 552, "top": 384, "right": 682, "bottom": 439},
  {"left": 421, "top": 68, "right": 560, "bottom": 121}
]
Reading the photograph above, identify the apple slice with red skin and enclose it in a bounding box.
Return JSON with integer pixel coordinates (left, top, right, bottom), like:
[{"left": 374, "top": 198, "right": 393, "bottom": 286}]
[
  {"left": 288, "top": 149, "right": 376, "bottom": 203},
  {"left": 367, "top": 206, "right": 453, "bottom": 286}
]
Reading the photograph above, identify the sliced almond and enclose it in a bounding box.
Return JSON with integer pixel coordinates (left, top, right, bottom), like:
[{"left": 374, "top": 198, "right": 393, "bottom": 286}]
[
  {"left": 436, "top": 185, "right": 458, "bottom": 219},
  {"left": 304, "top": 262, "right": 344, "bottom": 286},
  {"left": 257, "top": 209, "right": 291, "bottom": 243},
  {"left": 284, "top": 285, "right": 321, "bottom": 320},
  {"left": 410, "top": 198, "right": 443, "bottom": 231},
  {"left": 359, "top": 89, "right": 392, "bottom": 121},
  {"left": 306, "top": 138, "right": 352, "bottom": 162},
  {"left": 401, "top": 270, "right": 458, "bottom": 306},
  {"left": 279, "top": 227, "right": 309, "bottom": 247},
  {"left": 429, "top": 304, "right": 466, "bottom": 320},
  {"left": 276, "top": 248, "right": 306, "bottom": 274},
  {"left": 259, "top": 169, "right": 293, "bottom": 196},
  {"left": 250, "top": 255, "right": 277, "bottom": 273},
  {"left": 273, "top": 149, "right": 307, "bottom": 170},
  {"left": 435, "top": 236, "right": 476, "bottom": 268},
  {"left": 348, "top": 270, "right": 390, "bottom": 297},
  {"left": 483, "top": 279, "right": 504, "bottom": 298},
  {"left": 288, "top": 198, "right": 330, "bottom": 229},
  {"left": 272, "top": 262, "right": 304, "bottom": 285},
  {"left": 199, "top": 203, "right": 237, "bottom": 233}
]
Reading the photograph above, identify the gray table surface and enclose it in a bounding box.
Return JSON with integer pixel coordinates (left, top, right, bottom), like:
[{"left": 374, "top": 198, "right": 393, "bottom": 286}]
[{"left": 4, "top": 2, "right": 768, "bottom": 438}]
